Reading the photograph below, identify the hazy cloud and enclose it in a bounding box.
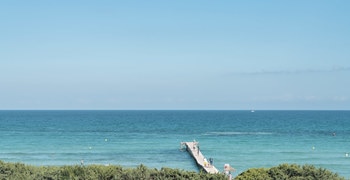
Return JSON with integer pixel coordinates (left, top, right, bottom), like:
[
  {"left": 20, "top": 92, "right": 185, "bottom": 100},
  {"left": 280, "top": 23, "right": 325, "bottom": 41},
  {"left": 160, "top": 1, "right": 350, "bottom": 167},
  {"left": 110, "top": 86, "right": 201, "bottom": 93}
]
[
  {"left": 332, "top": 96, "right": 349, "bottom": 102},
  {"left": 232, "top": 66, "right": 350, "bottom": 76}
]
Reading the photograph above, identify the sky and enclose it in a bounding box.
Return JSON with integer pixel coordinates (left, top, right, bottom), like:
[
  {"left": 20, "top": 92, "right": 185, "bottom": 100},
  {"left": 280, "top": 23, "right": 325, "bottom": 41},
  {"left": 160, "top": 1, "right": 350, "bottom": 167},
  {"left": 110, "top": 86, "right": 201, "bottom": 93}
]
[{"left": 1, "top": 1, "right": 350, "bottom": 110}]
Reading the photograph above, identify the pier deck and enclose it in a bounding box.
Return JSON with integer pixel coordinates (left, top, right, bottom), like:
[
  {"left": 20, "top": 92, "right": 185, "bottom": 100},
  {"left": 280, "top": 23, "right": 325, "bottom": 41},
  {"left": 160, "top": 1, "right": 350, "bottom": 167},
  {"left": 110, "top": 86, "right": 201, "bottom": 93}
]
[{"left": 181, "top": 141, "right": 219, "bottom": 174}]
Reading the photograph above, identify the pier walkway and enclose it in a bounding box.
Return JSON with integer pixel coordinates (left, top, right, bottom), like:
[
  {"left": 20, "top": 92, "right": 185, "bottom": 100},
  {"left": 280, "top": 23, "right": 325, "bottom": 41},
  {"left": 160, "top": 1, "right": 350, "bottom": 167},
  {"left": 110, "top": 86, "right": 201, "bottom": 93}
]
[{"left": 181, "top": 141, "right": 219, "bottom": 174}]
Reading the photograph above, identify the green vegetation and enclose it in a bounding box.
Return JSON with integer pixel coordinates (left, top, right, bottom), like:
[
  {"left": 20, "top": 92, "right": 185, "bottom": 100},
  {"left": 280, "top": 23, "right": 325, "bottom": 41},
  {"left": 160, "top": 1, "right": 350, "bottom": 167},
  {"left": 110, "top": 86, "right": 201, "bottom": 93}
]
[
  {"left": 235, "top": 164, "right": 345, "bottom": 180},
  {"left": 0, "top": 161, "right": 345, "bottom": 180},
  {"left": 0, "top": 161, "right": 226, "bottom": 180}
]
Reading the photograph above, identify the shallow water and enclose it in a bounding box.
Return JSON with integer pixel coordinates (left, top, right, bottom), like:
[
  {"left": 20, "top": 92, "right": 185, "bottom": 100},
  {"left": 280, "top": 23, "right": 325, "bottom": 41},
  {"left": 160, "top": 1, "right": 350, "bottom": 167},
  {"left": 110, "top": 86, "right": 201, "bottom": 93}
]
[{"left": 0, "top": 110, "right": 349, "bottom": 178}]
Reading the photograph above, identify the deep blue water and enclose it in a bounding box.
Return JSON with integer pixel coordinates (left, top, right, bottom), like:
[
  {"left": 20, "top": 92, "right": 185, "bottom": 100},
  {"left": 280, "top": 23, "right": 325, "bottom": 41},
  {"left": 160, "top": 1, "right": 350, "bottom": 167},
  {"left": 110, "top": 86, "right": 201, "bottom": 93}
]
[{"left": 0, "top": 110, "right": 349, "bottom": 178}]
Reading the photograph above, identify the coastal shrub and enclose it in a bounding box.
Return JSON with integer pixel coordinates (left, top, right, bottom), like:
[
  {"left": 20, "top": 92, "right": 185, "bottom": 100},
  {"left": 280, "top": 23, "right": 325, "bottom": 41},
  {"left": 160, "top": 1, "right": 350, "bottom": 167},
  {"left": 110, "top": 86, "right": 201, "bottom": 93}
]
[
  {"left": 235, "top": 164, "right": 345, "bottom": 180},
  {"left": 234, "top": 168, "right": 271, "bottom": 180},
  {"left": 83, "top": 164, "right": 123, "bottom": 179},
  {"left": 0, "top": 161, "right": 344, "bottom": 180}
]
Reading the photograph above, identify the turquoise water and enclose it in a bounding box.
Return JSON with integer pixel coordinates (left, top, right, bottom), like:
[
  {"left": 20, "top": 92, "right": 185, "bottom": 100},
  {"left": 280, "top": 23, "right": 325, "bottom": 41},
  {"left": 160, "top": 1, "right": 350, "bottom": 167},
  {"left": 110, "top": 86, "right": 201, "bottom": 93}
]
[{"left": 0, "top": 110, "right": 349, "bottom": 178}]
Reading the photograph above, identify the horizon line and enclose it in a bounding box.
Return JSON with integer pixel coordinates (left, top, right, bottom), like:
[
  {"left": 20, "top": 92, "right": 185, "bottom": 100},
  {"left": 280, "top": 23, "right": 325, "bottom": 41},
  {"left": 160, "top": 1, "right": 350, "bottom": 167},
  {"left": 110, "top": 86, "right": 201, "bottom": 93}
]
[{"left": 0, "top": 109, "right": 349, "bottom": 111}]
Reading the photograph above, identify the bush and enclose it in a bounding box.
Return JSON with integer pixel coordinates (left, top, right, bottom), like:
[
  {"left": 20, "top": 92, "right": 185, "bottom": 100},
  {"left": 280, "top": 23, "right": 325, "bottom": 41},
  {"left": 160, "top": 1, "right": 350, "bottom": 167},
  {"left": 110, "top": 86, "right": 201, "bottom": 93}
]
[
  {"left": 235, "top": 168, "right": 271, "bottom": 180},
  {"left": 0, "top": 161, "right": 344, "bottom": 180},
  {"left": 235, "top": 164, "right": 345, "bottom": 180},
  {"left": 0, "top": 161, "right": 227, "bottom": 180}
]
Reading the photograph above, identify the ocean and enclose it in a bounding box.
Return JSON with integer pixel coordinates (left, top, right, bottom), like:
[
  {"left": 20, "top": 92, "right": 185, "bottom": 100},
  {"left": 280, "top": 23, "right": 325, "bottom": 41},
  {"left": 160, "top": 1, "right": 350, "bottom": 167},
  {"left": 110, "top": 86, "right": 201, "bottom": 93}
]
[{"left": 0, "top": 110, "right": 349, "bottom": 178}]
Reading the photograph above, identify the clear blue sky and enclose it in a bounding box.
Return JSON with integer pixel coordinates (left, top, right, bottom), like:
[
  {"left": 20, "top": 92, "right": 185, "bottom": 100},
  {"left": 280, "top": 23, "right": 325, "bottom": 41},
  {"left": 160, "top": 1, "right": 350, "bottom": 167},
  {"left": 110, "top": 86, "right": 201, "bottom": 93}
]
[{"left": 1, "top": 1, "right": 349, "bottom": 110}]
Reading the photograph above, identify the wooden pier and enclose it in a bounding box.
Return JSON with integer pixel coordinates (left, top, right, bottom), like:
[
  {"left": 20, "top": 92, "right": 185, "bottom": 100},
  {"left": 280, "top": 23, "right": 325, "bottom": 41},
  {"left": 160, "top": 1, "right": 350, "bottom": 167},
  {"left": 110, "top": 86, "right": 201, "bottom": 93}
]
[{"left": 181, "top": 141, "right": 219, "bottom": 174}]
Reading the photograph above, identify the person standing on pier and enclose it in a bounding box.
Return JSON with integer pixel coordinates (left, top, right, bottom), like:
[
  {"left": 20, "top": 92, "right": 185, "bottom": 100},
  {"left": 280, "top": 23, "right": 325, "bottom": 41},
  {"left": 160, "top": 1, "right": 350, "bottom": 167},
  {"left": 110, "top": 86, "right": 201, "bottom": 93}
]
[{"left": 204, "top": 158, "right": 208, "bottom": 167}]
